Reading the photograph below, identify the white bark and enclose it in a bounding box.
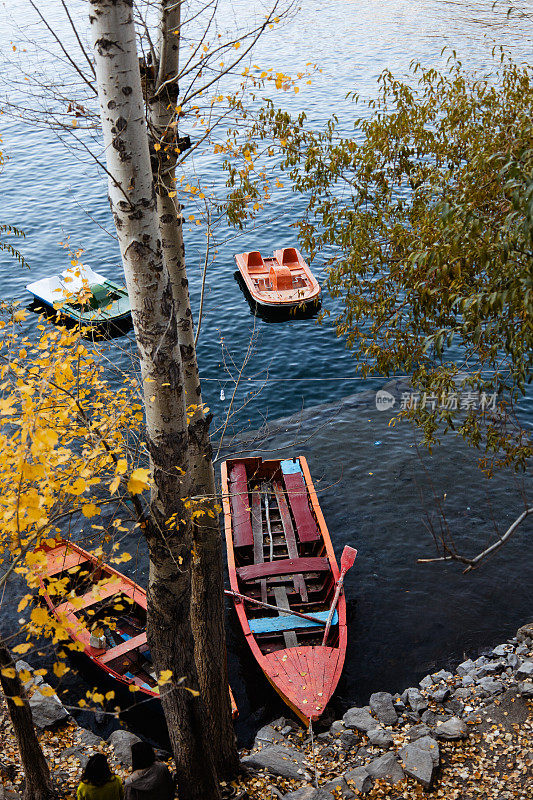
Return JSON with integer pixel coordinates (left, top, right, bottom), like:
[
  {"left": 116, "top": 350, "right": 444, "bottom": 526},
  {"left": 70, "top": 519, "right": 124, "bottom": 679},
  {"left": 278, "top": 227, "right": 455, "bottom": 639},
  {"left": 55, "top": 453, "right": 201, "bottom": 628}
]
[{"left": 89, "top": 0, "right": 187, "bottom": 513}]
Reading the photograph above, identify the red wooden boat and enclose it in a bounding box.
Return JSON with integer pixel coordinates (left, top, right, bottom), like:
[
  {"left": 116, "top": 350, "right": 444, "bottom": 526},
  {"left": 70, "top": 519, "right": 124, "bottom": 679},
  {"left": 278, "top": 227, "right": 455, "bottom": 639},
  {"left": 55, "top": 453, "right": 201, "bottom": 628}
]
[
  {"left": 234, "top": 247, "right": 320, "bottom": 310},
  {"left": 35, "top": 540, "right": 238, "bottom": 717},
  {"left": 221, "top": 456, "right": 348, "bottom": 725}
]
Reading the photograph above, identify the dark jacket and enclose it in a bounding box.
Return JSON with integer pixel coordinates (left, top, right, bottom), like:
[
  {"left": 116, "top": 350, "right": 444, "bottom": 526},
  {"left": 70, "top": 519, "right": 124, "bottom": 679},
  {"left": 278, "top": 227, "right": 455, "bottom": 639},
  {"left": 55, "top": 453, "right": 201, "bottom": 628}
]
[{"left": 124, "top": 762, "right": 174, "bottom": 800}]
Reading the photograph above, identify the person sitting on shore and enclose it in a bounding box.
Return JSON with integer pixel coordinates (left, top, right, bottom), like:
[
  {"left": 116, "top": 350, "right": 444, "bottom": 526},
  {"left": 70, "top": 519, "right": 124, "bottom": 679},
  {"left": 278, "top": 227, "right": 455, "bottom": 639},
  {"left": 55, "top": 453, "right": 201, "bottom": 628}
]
[
  {"left": 77, "top": 753, "right": 124, "bottom": 800},
  {"left": 124, "top": 741, "right": 175, "bottom": 800}
]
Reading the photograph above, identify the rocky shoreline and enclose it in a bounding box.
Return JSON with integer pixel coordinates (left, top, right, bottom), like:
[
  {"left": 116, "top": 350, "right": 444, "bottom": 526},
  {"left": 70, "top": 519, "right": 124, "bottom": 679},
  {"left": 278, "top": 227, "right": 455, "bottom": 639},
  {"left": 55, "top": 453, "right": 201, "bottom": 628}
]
[
  {"left": 235, "top": 622, "right": 533, "bottom": 799},
  {"left": 1, "top": 623, "right": 531, "bottom": 799}
]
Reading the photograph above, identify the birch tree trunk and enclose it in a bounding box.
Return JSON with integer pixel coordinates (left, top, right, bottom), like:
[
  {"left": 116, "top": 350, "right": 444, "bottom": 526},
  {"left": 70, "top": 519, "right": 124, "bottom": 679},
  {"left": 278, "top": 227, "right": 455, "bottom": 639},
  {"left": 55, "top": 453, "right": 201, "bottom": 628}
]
[
  {"left": 89, "top": 2, "right": 221, "bottom": 797},
  {"left": 147, "top": 0, "right": 239, "bottom": 779},
  {"left": 0, "top": 637, "right": 57, "bottom": 800}
]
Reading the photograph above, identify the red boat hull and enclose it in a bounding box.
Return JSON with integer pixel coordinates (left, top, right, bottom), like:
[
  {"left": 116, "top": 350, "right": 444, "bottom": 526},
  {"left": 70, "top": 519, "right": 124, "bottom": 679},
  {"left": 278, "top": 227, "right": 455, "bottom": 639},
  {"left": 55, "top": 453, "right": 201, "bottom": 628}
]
[{"left": 222, "top": 456, "right": 347, "bottom": 724}]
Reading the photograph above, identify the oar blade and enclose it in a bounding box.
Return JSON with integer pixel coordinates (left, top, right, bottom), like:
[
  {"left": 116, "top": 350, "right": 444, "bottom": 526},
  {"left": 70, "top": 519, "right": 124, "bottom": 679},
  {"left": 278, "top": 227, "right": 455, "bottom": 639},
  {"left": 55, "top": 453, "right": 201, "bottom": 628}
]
[{"left": 340, "top": 545, "right": 358, "bottom": 573}]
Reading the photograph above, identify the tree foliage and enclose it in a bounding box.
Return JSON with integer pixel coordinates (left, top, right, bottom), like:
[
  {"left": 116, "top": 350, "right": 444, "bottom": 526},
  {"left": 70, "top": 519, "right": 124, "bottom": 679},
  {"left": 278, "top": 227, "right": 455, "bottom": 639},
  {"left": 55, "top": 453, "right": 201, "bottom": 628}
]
[{"left": 225, "top": 52, "right": 533, "bottom": 472}]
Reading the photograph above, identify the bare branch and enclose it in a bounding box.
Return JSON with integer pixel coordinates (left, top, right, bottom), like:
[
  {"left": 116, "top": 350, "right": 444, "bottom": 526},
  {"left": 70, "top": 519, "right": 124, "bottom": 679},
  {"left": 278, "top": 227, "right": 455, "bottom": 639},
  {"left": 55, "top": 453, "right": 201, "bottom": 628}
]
[{"left": 28, "top": 0, "right": 97, "bottom": 96}]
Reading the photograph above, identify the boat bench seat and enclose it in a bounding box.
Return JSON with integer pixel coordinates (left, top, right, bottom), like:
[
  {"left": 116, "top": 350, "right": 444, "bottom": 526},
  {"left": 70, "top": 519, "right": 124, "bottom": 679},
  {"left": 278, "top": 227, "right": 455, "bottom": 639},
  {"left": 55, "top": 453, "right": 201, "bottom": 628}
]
[
  {"left": 248, "top": 609, "right": 338, "bottom": 634},
  {"left": 281, "top": 460, "right": 321, "bottom": 543},
  {"left": 229, "top": 463, "right": 253, "bottom": 548},
  {"left": 100, "top": 631, "right": 148, "bottom": 664},
  {"left": 237, "top": 556, "right": 329, "bottom": 582}
]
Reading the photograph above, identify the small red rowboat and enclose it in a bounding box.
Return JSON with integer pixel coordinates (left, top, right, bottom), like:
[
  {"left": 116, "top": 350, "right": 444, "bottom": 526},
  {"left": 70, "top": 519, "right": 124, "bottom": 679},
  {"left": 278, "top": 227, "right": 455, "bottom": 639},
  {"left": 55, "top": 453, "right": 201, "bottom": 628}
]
[
  {"left": 234, "top": 247, "right": 320, "bottom": 310},
  {"left": 35, "top": 540, "right": 238, "bottom": 717},
  {"left": 221, "top": 456, "right": 350, "bottom": 725}
]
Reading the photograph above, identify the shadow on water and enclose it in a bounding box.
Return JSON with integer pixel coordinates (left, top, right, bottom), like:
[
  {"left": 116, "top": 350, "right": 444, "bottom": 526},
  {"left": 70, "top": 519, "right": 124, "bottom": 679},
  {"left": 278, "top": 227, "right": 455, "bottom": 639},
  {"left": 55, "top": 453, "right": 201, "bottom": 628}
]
[{"left": 233, "top": 271, "right": 321, "bottom": 323}]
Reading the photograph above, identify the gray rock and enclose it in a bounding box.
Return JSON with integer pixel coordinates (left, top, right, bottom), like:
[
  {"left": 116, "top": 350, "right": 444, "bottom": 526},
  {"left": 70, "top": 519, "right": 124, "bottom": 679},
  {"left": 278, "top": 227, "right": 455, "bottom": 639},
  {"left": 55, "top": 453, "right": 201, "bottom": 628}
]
[
  {"left": 420, "top": 710, "right": 441, "bottom": 726},
  {"left": 283, "top": 789, "right": 333, "bottom": 800},
  {"left": 475, "top": 659, "right": 506, "bottom": 678},
  {"left": 403, "top": 688, "right": 428, "bottom": 714},
  {"left": 444, "top": 700, "right": 463, "bottom": 716},
  {"left": 344, "top": 766, "right": 373, "bottom": 794},
  {"left": 365, "top": 752, "right": 404, "bottom": 784},
  {"left": 476, "top": 677, "right": 504, "bottom": 696},
  {"left": 518, "top": 681, "right": 533, "bottom": 698},
  {"left": 414, "top": 735, "right": 440, "bottom": 766},
  {"left": 418, "top": 675, "right": 434, "bottom": 690},
  {"left": 369, "top": 691, "right": 398, "bottom": 726},
  {"left": 329, "top": 720, "right": 345, "bottom": 736},
  {"left": 435, "top": 717, "right": 468, "bottom": 740},
  {"left": 516, "top": 643, "right": 529, "bottom": 656},
  {"left": 406, "top": 724, "right": 432, "bottom": 741},
  {"left": 492, "top": 644, "right": 511, "bottom": 657},
  {"left": 14, "top": 661, "right": 43, "bottom": 691},
  {"left": 0, "top": 790, "right": 21, "bottom": 800},
  {"left": 28, "top": 684, "right": 69, "bottom": 730},
  {"left": 432, "top": 669, "right": 453, "bottom": 683},
  {"left": 453, "top": 687, "right": 473, "bottom": 701},
  {"left": 456, "top": 658, "right": 475, "bottom": 676},
  {"left": 241, "top": 744, "right": 311, "bottom": 780},
  {"left": 429, "top": 687, "right": 450, "bottom": 704},
  {"left": 322, "top": 776, "right": 355, "bottom": 799},
  {"left": 474, "top": 656, "right": 488, "bottom": 668},
  {"left": 392, "top": 695, "right": 407, "bottom": 713},
  {"left": 78, "top": 728, "right": 103, "bottom": 747},
  {"left": 270, "top": 716, "right": 286, "bottom": 728},
  {"left": 254, "top": 724, "right": 286, "bottom": 747},
  {"left": 107, "top": 730, "right": 142, "bottom": 766},
  {"left": 367, "top": 727, "right": 393, "bottom": 748},
  {"left": 342, "top": 707, "right": 377, "bottom": 733},
  {"left": 339, "top": 730, "right": 358, "bottom": 749},
  {"left": 516, "top": 660, "right": 533, "bottom": 679},
  {"left": 462, "top": 675, "right": 474, "bottom": 687},
  {"left": 516, "top": 622, "right": 533, "bottom": 643},
  {"left": 507, "top": 653, "right": 520, "bottom": 669},
  {"left": 399, "top": 741, "right": 437, "bottom": 788}
]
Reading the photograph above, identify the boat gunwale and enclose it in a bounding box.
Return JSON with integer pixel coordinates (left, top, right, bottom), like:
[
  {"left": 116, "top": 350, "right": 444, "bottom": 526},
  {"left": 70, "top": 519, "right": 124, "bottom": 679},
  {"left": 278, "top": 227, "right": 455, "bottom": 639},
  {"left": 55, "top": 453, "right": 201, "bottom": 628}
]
[{"left": 234, "top": 249, "right": 321, "bottom": 308}]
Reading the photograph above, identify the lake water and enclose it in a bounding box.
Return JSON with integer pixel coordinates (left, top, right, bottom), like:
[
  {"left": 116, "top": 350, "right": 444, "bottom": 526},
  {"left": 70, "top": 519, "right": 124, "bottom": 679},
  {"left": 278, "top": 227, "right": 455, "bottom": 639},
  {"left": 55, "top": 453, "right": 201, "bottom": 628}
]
[{"left": 0, "top": 0, "right": 532, "bottom": 742}]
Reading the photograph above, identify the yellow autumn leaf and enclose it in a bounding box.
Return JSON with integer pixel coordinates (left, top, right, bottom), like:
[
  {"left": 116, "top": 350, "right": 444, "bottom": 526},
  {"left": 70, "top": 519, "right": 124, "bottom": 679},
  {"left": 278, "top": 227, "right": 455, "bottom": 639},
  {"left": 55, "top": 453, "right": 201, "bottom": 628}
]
[
  {"left": 12, "top": 696, "right": 24, "bottom": 706},
  {"left": 13, "top": 310, "right": 27, "bottom": 322},
  {"left": 12, "top": 642, "right": 32, "bottom": 655},
  {"left": 158, "top": 669, "right": 173, "bottom": 686},
  {"left": 109, "top": 475, "right": 121, "bottom": 495},
  {"left": 53, "top": 662, "right": 69, "bottom": 677},
  {"left": 1, "top": 667, "right": 16, "bottom": 679},
  {"left": 81, "top": 503, "right": 100, "bottom": 518},
  {"left": 34, "top": 429, "right": 59, "bottom": 449},
  {"left": 67, "top": 477, "right": 86, "bottom": 495},
  {"left": 17, "top": 595, "right": 31, "bottom": 612},
  {"left": 92, "top": 692, "right": 105, "bottom": 705},
  {"left": 184, "top": 686, "right": 200, "bottom": 697},
  {"left": 31, "top": 607, "right": 49, "bottom": 626},
  {"left": 38, "top": 685, "right": 55, "bottom": 697},
  {"left": 127, "top": 468, "right": 150, "bottom": 494}
]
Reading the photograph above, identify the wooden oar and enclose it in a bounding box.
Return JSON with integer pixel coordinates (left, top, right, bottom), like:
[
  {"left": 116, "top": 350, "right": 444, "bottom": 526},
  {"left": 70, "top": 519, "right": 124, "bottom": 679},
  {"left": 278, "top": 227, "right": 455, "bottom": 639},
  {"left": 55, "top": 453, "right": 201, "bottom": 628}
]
[
  {"left": 321, "top": 546, "right": 357, "bottom": 646},
  {"left": 224, "top": 588, "right": 327, "bottom": 626}
]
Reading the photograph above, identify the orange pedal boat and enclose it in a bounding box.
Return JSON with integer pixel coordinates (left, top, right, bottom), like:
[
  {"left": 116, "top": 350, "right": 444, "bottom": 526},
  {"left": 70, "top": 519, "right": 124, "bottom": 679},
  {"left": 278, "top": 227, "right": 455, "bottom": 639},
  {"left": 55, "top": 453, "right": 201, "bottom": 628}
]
[
  {"left": 221, "top": 456, "right": 347, "bottom": 725},
  {"left": 234, "top": 247, "right": 320, "bottom": 310},
  {"left": 35, "top": 539, "right": 238, "bottom": 718}
]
